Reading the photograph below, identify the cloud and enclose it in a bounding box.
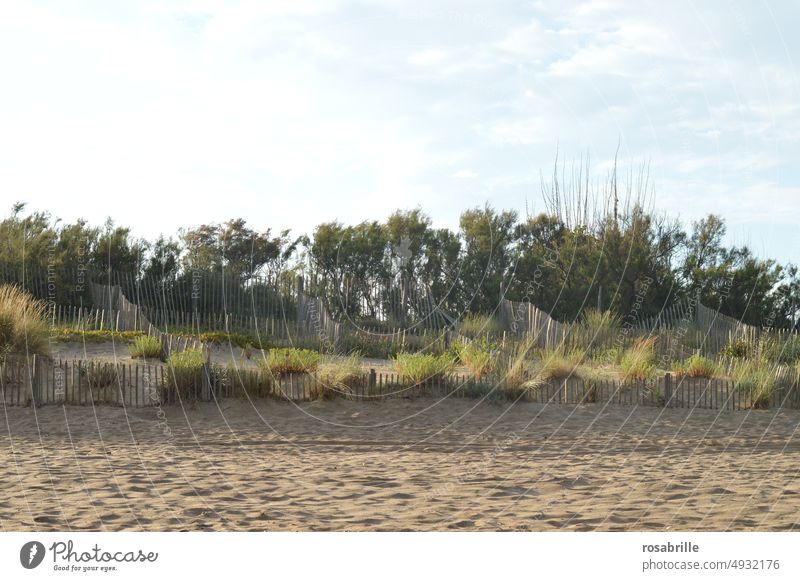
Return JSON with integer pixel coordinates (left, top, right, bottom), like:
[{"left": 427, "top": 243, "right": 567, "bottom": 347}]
[{"left": 0, "top": 0, "right": 796, "bottom": 267}]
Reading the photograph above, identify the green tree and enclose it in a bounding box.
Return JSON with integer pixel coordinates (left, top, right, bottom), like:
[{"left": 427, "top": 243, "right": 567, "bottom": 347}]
[{"left": 458, "top": 205, "right": 518, "bottom": 314}]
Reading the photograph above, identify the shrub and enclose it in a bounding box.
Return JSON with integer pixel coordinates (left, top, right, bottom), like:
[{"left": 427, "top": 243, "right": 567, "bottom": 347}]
[
  {"left": 129, "top": 335, "right": 162, "bottom": 358},
  {"left": 260, "top": 348, "right": 320, "bottom": 376},
  {"left": 166, "top": 349, "right": 206, "bottom": 398},
  {"left": 394, "top": 352, "right": 455, "bottom": 384},
  {"left": 620, "top": 336, "right": 657, "bottom": 381},
  {"left": 456, "top": 314, "right": 503, "bottom": 339},
  {"left": 316, "top": 353, "right": 364, "bottom": 399},
  {"left": 0, "top": 285, "right": 49, "bottom": 360},
  {"left": 455, "top": 339, "right": 497, "bottom": 378},
  {"left": 720, "top": 338, "right": 751, "bottom": 359},
  {"left": 674, "top": 354, "right": 717, "bottom": 379}
]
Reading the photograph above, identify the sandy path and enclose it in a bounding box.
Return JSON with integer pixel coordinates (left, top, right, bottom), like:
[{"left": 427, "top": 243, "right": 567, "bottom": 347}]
[{"left": 2, "top": 399, "right": 799, "bottom": 531}]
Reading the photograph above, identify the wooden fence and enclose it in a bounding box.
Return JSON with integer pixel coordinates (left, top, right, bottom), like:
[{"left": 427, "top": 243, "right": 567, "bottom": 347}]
[
  {"left": 498, "top": 297, "right": 798, "bottom": 359},
  {"left": 3, "top": 355, "right": 799, "bottom": 411}
]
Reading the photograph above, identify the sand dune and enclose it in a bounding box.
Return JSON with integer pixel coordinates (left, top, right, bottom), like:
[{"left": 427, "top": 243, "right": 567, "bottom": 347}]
[{"left": 2, "top": 399, "right": 799, "bottom": 531}]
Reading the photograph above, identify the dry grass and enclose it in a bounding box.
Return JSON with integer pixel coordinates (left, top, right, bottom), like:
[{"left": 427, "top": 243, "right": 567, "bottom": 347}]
[
  {"left": 0, "top": 284, "right": 49, "bottom": 360},
  {"left": 316, "top": 353, "right": 365, "bottom": 399},
  {"left": 620, "top": 336, "right": 657, "bottom": 381},
  {"left": 727, "top": 358, "right": 780, "bottom": 409},
  {"left": 531, "top": 346, "right": 585, "bottom": 381},
  {"left": 575, "top": 309, "right": 620, "bottom": 353}
]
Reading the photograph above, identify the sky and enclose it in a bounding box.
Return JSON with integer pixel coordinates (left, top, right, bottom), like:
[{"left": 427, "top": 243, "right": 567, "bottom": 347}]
[{"left": 1, "top": 0, "right": 798, "bottom": 265}]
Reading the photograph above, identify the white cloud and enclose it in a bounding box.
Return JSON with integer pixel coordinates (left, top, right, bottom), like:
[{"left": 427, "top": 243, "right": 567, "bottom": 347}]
[{"left": 0, "top": 0, "right": 796, "bottom": 266}]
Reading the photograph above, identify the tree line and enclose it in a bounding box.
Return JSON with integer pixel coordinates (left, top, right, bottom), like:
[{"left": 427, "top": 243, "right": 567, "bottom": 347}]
[{"left": 1, "top": 198, "right": 797, "bottom": 329}]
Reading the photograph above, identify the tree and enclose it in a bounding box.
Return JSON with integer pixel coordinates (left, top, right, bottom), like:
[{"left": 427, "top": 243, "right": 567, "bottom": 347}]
[
  {"left": 90, "top": 219, "right": 147, "bottom": 279},
  {"left": 181, "top": 219, "right": 295, "bottom": 281},
  {"left": 458, "top": 205, "right": 518, "bottom": 314}
]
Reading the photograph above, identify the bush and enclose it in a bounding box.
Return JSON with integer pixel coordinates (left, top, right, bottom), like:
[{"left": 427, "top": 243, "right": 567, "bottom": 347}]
[
  {"left": 261, "top": 348, "right": 320, "bottom": 376},
  {"left": 0, "top": 284, "right": 49, "bottom": 360},
  {"left": 166, "top": 349, "right": 206, "bottom": 398},
  {"left": 620, "top": 337, "right": 657, "bottom": 381},
  {"left": 720, "top": 338, "right": 751, "bottom": 359},
  {"left": 455, "top": 339, "right": 497, "bottom": 378},
  {"left": 456, "top": 314, "right": 503, "bottom": 339},
  {"left": 394, "top": 352, "right": 455, "bottom": 384},
  {"left": 674, "top": 354, "right": 717, "bottom": 379},
  {"left": 129, "top": 335, "right": 162, "bottom": 358}
]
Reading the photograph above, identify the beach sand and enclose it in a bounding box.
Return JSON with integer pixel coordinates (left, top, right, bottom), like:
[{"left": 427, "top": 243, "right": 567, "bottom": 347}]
[
  {"left": 49, "top": 341, "right": 407, "bottom": 373},
  {"left": 2, "top": 398, "right": 799, "bottom": 531}
]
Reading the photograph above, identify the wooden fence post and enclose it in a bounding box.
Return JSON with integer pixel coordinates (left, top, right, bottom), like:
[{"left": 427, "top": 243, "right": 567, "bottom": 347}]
[{"left": 664, "top": 373, "right": 672, "bottom": 408}]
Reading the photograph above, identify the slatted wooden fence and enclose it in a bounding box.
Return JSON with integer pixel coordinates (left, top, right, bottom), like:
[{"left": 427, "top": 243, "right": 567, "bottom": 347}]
[{"left": 3, "top": 355, "right": 799, "bottom": 411}]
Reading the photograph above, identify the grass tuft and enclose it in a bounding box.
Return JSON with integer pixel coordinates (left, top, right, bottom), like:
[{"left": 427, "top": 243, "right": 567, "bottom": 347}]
[
  {"left": 129, "top": 335, "right": 162, "bottom": 358},
  {"left": 394, "top": 352, "right": 454, "bottom": 384},
  {"left": 316, "top": 353, "right": 364, "bottom": 399},
  {"left": 260, "top": 348, "right": 320, "bottom": 376},
  {"left": 455, "top": 339, "right": 496, "bottom": 379},
  {"left": 674, "top": 354, "right": 717, "bottom": 378},
  {"left": 576, "top": 309, "right": 620, "bottom": 353},
  {"left": 620, "top": 336, "right": 657, "bottom": 381},
  {"left": 0, "top": 284, "right": 49, "bottom": 360},
  {"left": 456, "top": 313, "right": 503, "bottom": 338},
  {"left": 166, "top": 349, "right": 206, "bottom": 398},
  {"left": 532, "top": 346, "right": 585, "bottom": 381},
  {"left": 728, "top": 359, "right": 779, "bottom": 409}
]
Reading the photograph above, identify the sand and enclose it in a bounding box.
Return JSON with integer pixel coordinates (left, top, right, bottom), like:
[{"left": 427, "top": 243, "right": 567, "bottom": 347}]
[
  {"left": 2, "top": 398, "right": 800, "bottom": 531},
  {"left": 50, "top": 341, "right": 408, "bottom": 372},
  {"left": 50, "top": 341, "right": 260, "bottom": 369}
]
